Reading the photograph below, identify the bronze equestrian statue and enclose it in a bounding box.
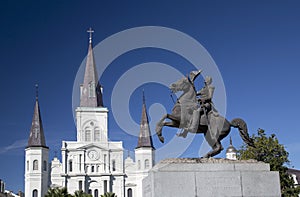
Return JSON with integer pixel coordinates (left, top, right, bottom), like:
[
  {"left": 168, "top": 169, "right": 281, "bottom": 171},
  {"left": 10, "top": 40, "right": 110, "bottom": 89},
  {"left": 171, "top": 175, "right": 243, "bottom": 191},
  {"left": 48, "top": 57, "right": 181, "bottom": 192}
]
[{"left": 156, "top": 70, "right": 254, "bottom": 158}]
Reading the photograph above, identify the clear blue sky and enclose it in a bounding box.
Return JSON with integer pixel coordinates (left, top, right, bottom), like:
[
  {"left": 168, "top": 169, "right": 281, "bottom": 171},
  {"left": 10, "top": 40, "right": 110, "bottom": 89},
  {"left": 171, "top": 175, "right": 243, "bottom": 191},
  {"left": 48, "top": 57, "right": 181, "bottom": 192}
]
[{"left": 1, "top": 0, "right": 300, "bottom": 193}]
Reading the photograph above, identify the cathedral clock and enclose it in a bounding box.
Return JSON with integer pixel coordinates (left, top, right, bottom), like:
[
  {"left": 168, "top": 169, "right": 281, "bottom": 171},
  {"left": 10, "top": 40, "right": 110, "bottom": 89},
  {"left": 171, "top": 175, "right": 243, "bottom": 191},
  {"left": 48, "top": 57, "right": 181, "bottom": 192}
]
[{"left": 88, "top": 150, "right": 99, "bottom": 160}]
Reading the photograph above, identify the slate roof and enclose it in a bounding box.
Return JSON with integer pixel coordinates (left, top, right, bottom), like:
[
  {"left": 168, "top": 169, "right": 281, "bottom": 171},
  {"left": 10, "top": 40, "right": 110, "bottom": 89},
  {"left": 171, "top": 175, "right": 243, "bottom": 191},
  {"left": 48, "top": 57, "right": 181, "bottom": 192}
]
[
  {"left": 136, "top": 93, "right": 154, "bottom": 149},
  {"left": 27, "top": 97, "right": 48, "bottom": 148},
  {"left": 80, "top": 34, "right": 103, "bottom": 107}
]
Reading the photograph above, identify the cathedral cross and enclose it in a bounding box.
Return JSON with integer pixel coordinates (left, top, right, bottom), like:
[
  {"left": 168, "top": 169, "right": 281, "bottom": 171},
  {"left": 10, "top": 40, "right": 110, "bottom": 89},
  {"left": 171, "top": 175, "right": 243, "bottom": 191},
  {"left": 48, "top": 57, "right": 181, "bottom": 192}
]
[{"left": 87, "top": 27, "right": 94, "bottom": 43}]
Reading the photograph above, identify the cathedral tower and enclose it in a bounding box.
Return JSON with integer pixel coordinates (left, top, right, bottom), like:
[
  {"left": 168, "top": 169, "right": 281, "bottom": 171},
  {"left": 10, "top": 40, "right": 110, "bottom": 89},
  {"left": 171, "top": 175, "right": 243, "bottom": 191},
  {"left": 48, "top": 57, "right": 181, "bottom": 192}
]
[
  {"left": 25, "top": 86, "right": 49, "bottom": 197},
  {"left": 134, "top": 92, "right": 155, "bottom": 196},
  {"left": 59, "top": 28, "right": 124, "bottom": 196},
  {"left": 76, "top": 28, "right": 108, "bottom": 143}
]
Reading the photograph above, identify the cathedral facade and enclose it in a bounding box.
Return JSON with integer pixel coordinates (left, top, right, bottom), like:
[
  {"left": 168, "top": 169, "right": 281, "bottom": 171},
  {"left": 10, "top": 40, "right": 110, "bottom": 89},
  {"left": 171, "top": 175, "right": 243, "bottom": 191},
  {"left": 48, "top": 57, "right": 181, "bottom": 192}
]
[{"left": 24, "top": 32, "right": 155, "bottom": 197}]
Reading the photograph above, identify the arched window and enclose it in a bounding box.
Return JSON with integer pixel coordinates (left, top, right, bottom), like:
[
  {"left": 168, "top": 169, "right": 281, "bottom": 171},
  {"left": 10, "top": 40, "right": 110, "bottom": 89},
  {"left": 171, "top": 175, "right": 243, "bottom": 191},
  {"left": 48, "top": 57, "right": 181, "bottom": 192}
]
[
  {"left": 127, "top": 188, "right": 133, "bottom": 197},
  {"left": 85, "top": 129, "right": 91, "bottom": 141},
  {"left": 43, "top": 160, "right": 47, "bottom": 171},
  {"left": 138, "top": 160, "right": 141, "bottom": 170},
  {"left": 94, "top": 129, "right": 100, "bottom": 141},
  {"left": 145, "top": 159, "right": 150, "bottom": 169},
  {"left": 88, "top": 189, "right": 92, "bottom": 194},
  {"left": 91, "top": 165, "right": 94, "bottom": 173},
  {"left": 33, "top": 160, "right": 38, "bottom": 170},
  {"left": 94, "top": 189, "right": 98, "bottom": 197},
  {"left": 69, "top": 160, "right": 73, "bottom": 172},
  {"left": 112, "top": 160, "right": 116, "bottom": 171},
  {"left": 32, "top": 189, "right": 38, "bottom": 197},
  {"left": 27, "top": 161, "right": 29, "bottom": 171}
]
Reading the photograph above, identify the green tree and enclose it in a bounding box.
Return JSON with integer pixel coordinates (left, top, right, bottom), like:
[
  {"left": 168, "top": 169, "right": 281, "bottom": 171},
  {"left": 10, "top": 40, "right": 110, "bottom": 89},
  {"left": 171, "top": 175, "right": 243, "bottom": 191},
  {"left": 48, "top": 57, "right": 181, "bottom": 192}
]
[
  {"left": 100, "top": 192, "right": 117, "bottom": 197},
  {"left": 45, "top": 187, "right": 72, "bottom": 197},
  {"left": 73, "top": 190, "right": 92, "bottom": 197},
  {"left": 238, "top": 129, "right": 300, "bottom": 197}
]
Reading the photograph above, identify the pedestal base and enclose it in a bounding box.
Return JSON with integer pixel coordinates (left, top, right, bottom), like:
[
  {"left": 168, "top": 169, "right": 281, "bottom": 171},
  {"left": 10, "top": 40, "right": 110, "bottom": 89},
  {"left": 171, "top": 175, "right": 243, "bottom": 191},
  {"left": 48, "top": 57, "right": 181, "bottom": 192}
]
[{"left": 143, "top": 158, "right": 281, "bottom": 197}]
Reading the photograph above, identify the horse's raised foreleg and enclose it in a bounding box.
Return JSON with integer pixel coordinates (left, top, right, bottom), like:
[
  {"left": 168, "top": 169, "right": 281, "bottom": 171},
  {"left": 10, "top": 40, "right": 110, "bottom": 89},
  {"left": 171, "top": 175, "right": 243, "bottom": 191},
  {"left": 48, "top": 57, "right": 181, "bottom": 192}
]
[
  {"left": 156, "top": 114, "right": 180, "bottom": 143},
  {"left": 156, "top": 114, "right": 168, "bottom": 143}
]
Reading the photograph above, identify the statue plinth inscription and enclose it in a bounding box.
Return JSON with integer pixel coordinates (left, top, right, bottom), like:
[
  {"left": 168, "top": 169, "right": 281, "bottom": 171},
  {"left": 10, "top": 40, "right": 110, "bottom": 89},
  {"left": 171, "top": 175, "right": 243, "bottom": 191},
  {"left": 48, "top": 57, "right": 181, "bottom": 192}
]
[{"left": 143, "top": 158, "right": 281, "bottom": 197}]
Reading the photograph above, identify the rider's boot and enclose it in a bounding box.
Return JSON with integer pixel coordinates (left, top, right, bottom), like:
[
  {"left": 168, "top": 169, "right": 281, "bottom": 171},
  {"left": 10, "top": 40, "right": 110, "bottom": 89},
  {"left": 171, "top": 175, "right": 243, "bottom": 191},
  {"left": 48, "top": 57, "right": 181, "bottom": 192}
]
[{"left": 186, "top": 108, "right": 200, "bottom": 133}]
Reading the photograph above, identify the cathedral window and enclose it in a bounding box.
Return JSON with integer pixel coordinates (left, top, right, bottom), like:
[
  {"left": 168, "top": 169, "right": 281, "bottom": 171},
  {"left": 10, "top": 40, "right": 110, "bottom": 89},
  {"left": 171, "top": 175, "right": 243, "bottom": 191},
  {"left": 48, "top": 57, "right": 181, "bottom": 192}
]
[
  {"left": 79, "top": 154, "right": 82, "bottom": 171},
  {"left": 85, "top": 165, "right": 89, "bottom": 173},
  {"left": 27, "top": 161, "right": 29, "bottom": 171},
  {"left": 33, "top": 160, "right": 38, "bottom": 170},
  {"left": 43, "top": 160, "right": 47, "bottom": 171},
  {"left": 89, "top": 83, "right": 95, "bottom": 97},
  {"left": 32, "top": 189, "right": 38, "bottom": 197},
  {"left": 145, "top": 159, "right": 150, "bottom": 169},
  {"left": 103, "top": 180, "right": 107, "bottom": 194},
  {"left": 91, "top": 165, "right": 95, "bottom": 172},
  {"left": 69, "top": 160, "right": 73, "bottom": 172},
  {"left": 112, "top": 160, "right": 116, "bottom": 171},
  {"left": 94, "top": 129, "right": 100, "bottom": 141},
  {"left": 78, "top": 181, "right": 82, "bottom": 191},
  {"left": 85, "top": 129, "right": 91, "bottom": 141},
  {"left": 138, "top": 160, "right": 141, "bottom": 170},
  {"left": 127, "top": 188, "right": 133, "bottom": 197},
  {"left": 94, "top": 189, "right": 98, "bottom": 197},
  {"left": 104, "top": 155, "right": 107, "bottom": 171}
]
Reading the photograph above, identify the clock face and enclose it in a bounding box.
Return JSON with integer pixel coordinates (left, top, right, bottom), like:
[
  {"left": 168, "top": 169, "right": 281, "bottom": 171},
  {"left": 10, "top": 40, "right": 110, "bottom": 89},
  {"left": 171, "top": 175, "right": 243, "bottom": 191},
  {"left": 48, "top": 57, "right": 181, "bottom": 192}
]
[{"left": 88, "top": 150, "right": 99, "bottom": 160}]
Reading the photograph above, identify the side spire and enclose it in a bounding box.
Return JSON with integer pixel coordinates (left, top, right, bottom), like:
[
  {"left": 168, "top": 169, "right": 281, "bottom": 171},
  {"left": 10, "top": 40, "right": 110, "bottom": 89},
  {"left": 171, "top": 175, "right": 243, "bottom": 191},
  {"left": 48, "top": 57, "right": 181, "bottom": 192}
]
[
  {"left": 80, "top": 28, "right": 103, "bottom": 107},
  {"left": 136, "top": 91, "right": 154, "bottom": 149},
  {"left": 27, "top": 85, "right": 47, "bottom": 148}
]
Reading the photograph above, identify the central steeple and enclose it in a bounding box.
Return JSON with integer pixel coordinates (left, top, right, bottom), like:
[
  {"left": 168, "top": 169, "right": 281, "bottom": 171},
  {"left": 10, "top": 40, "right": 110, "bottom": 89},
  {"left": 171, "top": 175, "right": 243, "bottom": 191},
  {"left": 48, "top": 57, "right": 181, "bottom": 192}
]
[
  {"left": 76, "top": 28, "right": 108, "bottom": 143},
  {"left": 80, "top": 28, "right": 103, "bottom": 107}
]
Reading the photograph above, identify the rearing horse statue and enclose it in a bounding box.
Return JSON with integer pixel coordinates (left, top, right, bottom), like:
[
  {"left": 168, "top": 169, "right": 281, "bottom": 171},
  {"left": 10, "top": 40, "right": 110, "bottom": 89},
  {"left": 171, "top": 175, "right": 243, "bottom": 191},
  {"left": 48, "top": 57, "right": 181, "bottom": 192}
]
[{"left": 156, "top": 72, "right": 254, "bottom": 158}]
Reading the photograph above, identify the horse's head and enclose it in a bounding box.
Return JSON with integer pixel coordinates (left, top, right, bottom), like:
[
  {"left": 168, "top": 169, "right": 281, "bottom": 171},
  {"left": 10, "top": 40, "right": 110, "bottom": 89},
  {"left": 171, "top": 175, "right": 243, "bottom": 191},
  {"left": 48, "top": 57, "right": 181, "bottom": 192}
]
[{"left": 169, "top": 76, "right": 192, "bottom": 93}]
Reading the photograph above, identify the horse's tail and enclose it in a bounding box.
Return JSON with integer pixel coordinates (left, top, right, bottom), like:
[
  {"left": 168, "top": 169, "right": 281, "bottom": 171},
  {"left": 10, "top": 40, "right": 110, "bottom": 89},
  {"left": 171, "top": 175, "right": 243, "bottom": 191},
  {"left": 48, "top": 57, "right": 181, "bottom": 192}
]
[{"left": 231, "top": 118, "right": 255, "bottom": 147}]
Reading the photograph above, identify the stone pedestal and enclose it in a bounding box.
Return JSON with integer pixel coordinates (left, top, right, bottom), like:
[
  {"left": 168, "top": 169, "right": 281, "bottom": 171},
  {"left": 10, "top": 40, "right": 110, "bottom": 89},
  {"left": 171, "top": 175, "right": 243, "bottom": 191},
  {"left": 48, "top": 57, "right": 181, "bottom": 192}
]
[{"left": 143, "top": 158, "right": 281, "bottom": 197}]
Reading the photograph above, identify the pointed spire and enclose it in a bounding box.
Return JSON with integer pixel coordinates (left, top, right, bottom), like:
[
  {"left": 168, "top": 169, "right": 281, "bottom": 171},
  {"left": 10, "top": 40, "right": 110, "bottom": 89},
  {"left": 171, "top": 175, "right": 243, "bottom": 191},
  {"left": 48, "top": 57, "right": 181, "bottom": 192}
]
[
  {"left": 136, "top": 91, "right": 154, "bottom": 149},
  {"left": 27, "top": 85, "right": 48, "bottom": 148},
  {"left": 80, "top": 28, "right": 103, "bottom": 107}
]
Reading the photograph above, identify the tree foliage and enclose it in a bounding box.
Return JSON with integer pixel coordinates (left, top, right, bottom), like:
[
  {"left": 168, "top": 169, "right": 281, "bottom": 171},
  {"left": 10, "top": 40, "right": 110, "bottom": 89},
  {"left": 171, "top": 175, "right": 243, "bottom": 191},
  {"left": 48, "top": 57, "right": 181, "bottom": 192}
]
[
  {"left": 45, "top": 188, "right": 92, "bottom": 197},
  {"left": 238, "top": 129, "right": 300, "bottom": 197},
  {"left": 45, "top": 187, "right": 71, "bottom": 197},
  {"left": 74, "top": 190, "right": 92, "bottom": 197},
  {"left": 100, "top": 192, "right": 117, "bottom": 197}
]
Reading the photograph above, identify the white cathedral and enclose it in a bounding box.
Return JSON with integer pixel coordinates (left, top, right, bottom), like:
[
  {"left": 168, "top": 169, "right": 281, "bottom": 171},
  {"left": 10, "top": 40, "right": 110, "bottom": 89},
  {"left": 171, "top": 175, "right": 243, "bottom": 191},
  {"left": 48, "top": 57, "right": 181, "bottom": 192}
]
[{"left": 24, "top": 32, "right": 155, "bottom": 197}]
